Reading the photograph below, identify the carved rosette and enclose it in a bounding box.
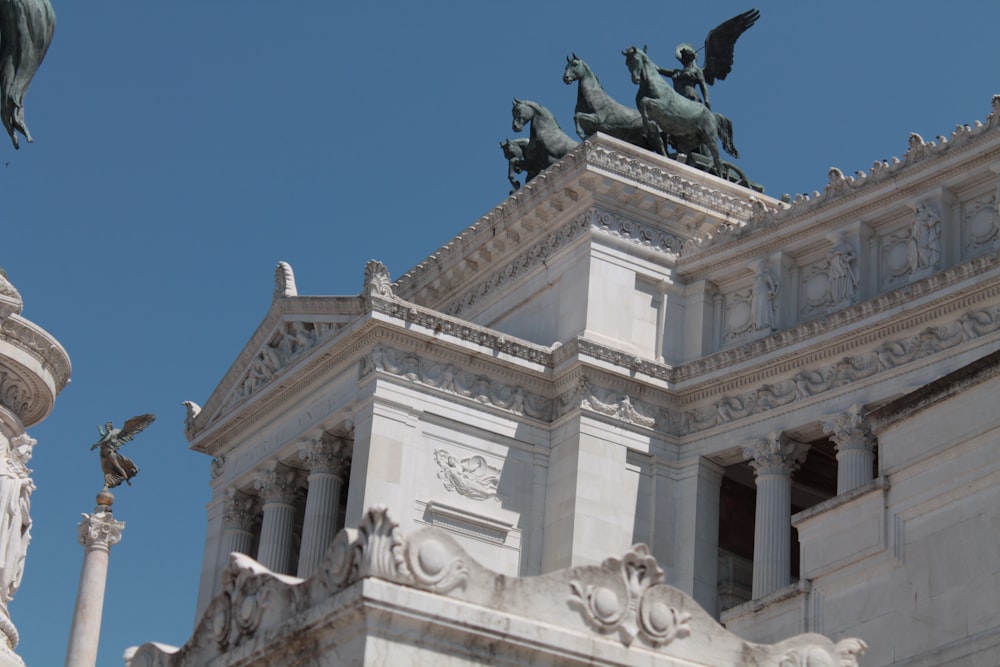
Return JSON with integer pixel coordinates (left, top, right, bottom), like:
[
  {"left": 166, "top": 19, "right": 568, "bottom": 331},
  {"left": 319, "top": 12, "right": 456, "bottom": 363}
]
[
  {"left": 742, "top": 433, "right": 809, "bottom": 477},
  {"left": 569, "top": 544, "right": 691, "bottom": 647},
  {"left": 77, "top": 511, "right": 125, "bottom": 551}
]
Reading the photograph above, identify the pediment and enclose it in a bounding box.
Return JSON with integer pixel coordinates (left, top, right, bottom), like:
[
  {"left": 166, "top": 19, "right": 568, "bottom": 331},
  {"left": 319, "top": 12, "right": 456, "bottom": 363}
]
[{"left": 188, "top": 296, "right": 364, "bottom": 441}]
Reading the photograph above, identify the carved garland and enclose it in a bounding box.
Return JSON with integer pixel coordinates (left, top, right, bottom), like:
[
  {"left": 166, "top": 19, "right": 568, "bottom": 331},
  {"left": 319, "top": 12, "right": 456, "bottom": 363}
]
[{"left": 362, "top": 343, "right": 552, "bottom": 420}]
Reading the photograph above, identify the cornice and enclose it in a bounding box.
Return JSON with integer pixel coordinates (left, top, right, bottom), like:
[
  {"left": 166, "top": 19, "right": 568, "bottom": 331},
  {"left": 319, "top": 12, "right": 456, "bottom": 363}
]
[{"left": 679, "top": 95, "right": 1000, "bottom": 273}]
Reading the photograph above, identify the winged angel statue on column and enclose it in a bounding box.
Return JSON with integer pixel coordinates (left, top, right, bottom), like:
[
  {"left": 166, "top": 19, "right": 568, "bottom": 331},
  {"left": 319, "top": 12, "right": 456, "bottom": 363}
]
[{"left": 90, "top": 414, "right": 156, "bottom": 489}]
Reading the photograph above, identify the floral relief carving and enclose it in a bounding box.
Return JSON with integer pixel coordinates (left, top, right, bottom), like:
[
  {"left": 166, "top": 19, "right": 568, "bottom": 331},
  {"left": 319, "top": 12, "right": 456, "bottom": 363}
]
[
  {"left": 569, "top": 544, "right": 691, "bottom": 647},
  {"left": 363, "top": 260, "right": 395, "bottom": 301},
  {"left": 677, "top": 305, "right": 1000, "bottom": 435},
  {"left": 963, "top": 193, "right": 1000, "bottom": 257},
  {"left": 433, "top": 449, "right": 502, "bottom": 501},
  {"left": 363, "top": 344, "right": 552, "bottom": 420}
]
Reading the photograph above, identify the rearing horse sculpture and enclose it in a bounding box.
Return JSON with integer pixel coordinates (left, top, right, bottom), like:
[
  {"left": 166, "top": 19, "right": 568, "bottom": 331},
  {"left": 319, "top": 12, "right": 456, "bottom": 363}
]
[
  {"left": 623, "top": 45, "right": 738, "bottom": 178},
  {"left": 511, "top": 98, "right": 578, "bottom": 184},
  {"left": 563, "top": 53, "right": 646, "bottom": 145}
]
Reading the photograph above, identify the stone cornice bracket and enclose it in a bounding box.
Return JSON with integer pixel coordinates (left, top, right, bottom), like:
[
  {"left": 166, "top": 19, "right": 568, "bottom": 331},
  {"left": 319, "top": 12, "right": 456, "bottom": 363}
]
[
  {"left": 742, "top": 432, "right": 809, "bottom": 476},
  {"left": 569, "top": 544, "right": 692, "bottom": 647},
  {"left": 820, "top": 404, "right": 874, "bottom": 453},
  {"left": 222, "top": 489, "right": 259, "bottom": 531},
  {"left": 77, "top": 511, "right": 125, "bottom": 552},
  {"left": 298, "top": 435, "right": 351, "bottom": 476},
  {"left": 362, "top": 259, "right": 396, "bottom": 307},
  {"left": 253, "top": 463, "right": 301, "bottom": 506},
  {"left": 273, "top": 261, "right": 297, "bottom": 300}
]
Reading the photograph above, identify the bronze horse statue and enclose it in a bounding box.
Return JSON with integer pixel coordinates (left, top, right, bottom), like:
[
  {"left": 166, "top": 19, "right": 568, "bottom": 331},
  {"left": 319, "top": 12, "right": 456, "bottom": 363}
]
[
  {"left": 510, "top": 98, "right": 578, "bottom": 184},
  {"left": 623, "top": 45, "right": 738, "bottom": 178},
  {"left": 563, "top": 53, "right": 646, "bottom": 145}
]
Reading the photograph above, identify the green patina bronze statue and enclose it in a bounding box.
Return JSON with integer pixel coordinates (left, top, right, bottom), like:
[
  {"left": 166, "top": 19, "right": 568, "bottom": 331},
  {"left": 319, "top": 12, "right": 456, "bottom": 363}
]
[
  {"left": 90, "top": 414, "right": 156, "bottom": 489},
  {"left": 656, "top": 9, "right": 760, "bottom": 111},
  {"left": 508, "top": 98, "right": 579, "bottom": 189},
  {"left": 0, "top": 0, "right": 56, "bottom": 149}
]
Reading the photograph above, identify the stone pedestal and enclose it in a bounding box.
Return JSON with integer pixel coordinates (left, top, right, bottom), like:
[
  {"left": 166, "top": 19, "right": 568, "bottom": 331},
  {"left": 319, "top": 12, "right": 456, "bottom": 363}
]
[
  {"left": 65, "top": 507, "right": 124, "bottom": 667},
  {"left": 296, "top": 438, "right": 350, "bottom": 577},
  {"left": 743, "top": 434, "right": 808, "bottom": 599},
  {"left": 821, "top": 405, "right": 876, "bottom": 494}
]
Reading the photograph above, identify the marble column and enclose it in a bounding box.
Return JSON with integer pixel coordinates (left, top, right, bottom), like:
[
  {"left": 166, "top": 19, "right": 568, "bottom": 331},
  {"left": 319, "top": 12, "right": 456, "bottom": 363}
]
[
  {"left": 296, "top": 437, "right": 351, "bottom": 577},
  {"left": 65, "top": 500, "right": 124, "bottom": 667},
  {"left": 820, "top": 404, "right": 876, "bottom": 495},
  {"left": 220, "top": 489, "right": 258, "bottom": 559},
  {"left": 743, "top": 433, "right": 808, "bottom": 600},
  {"left": 253, "top": 463, "right": 300, "bottom": 575}
]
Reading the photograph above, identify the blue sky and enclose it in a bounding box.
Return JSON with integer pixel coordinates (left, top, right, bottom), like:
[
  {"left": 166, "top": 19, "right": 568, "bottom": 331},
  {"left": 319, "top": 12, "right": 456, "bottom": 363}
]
[{"left": 4, "top": 1, "right": 999, "bottom": 664}]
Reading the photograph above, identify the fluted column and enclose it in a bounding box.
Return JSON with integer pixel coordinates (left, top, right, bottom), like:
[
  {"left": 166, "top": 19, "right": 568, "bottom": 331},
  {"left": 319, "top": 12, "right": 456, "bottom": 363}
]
[
  {"left": 743, "top": 433, "right": 809, "bottom": 599},
  {"left": 820, "top": 404, "right": 876, "bottom": 494},
  {"left": 296, "top": 437, "right": 351, "bottom": 577},
  {"left": 65, "top": 499, "right": 124, "bottom": 667},
  {"left": 220, "top": 489, "right": 258, "bottom": 559},
  {"left": 254, "top": 464, "right": 300, "bottom": 575}
]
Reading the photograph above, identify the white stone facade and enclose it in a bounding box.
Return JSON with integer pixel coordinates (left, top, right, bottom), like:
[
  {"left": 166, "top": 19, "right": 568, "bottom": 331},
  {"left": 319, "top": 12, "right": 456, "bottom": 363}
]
[
  {"left": 0, "top": 273, "right": 71, "bottom": 667},
  {"left": 138, "top": 96, "right": 1000, "bottom": 665}
]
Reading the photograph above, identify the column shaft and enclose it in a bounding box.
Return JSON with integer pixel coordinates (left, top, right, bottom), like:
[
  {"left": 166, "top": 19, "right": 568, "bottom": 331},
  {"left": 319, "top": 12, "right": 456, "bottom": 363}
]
[
  {"left": 836, "top": 446, "right": 874, "bottom": 495},
  {"left": 257, "top": 501, "right": 296, "bottom": 574},
  {"left": 297, "top": 472, "right": 343, "bottom": 577},
  {"left": 751, "top": 472, "right": 792, "bottom": 598},
  {"left": 65, "top": 511, "right": 123, "bottom": 667}
]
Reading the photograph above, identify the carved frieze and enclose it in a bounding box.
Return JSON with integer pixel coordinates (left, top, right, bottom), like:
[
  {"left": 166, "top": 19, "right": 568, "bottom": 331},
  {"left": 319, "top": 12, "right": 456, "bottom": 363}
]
[
  {"left": 678, "top": 303, "right": 1000, "bottom": 435},
  {"left": 223, "top": 320, "right": 340, "bottom": 410},
  {"left": 362, "top": 344, "right": 552, "bottom": 420},
  {"left": 556, "top": 377, "right": 662, "bottom": 431}
]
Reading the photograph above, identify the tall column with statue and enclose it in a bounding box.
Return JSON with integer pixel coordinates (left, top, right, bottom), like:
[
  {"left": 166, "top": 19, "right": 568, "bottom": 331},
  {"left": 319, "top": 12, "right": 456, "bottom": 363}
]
[{"left": 65, "top": 415, "right": 156, "bottom": 667}]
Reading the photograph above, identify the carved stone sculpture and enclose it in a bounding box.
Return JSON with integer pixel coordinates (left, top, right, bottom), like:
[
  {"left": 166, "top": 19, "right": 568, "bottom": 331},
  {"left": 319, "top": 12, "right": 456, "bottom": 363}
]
[
  {"left": 0, "top": 433, "right": 34, "bottom": 639},
  {"left": 750, "top": 259, "right": 778, "bottom": 331},
  {"left": 827, "top": 233, "right": 858, "bottom": 305},
  {"left": 433, "top": 449, "right": 501, "bottom": 501},
  {"left": 909, "top": 203, "right": 942, "bottom": 276}
]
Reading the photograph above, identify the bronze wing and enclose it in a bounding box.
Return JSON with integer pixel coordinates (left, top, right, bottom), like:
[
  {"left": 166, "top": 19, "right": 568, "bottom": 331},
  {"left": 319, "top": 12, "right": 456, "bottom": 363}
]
[
  {"left": 702, "top": 8, "right": 760, "bottom": 85},
  {"left": 117, "top": 413, "right": 157, "bottom": 443}
]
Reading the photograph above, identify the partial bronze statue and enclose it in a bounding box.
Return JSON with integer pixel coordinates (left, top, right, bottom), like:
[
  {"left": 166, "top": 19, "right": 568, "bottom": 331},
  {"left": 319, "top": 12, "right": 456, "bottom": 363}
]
[
  {"left": 656, "top": 9, "right": 759, "bottom": 110},
  {"left": 90, "top": 414, "right": 156, "bottom": 489},
  {"left": 500, "top": 137, "right": 529, "bottom": 193},
  {"left": 624, "top": 45, "right": 739, "bottom": 178},
  {"left": 563, "top": 53, "right": 647, "bottom": 145},
  {"left": 0, "top": 0, "right": 56, "bottom": 149},
  {"left": 508, "top": 98, "right": 578, "bottom": 188}
]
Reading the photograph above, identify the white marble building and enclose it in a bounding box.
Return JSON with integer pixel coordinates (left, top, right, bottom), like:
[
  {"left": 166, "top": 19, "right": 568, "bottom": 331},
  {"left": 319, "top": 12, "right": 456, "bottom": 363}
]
[
  {"left": 0, "top": 272, "right": 71, "bottom": 667},
  {"left": 133, "top": 96, "right": 1000, "bottom": 666}
]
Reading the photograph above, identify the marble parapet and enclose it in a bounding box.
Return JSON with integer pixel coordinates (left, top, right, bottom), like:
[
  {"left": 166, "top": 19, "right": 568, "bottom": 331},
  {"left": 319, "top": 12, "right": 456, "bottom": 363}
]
[{"left": 128, "top": 506, "right": 866, "bottom": 667}]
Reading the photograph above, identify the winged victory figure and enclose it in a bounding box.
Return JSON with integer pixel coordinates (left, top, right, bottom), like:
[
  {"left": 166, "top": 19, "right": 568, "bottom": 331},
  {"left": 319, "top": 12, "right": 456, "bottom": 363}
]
[
  {"left": 90, "top": 414, "right": 156, "bottom": 489},
  {"left": 656, "top": 9, "right": 760, "bottom": 110}
]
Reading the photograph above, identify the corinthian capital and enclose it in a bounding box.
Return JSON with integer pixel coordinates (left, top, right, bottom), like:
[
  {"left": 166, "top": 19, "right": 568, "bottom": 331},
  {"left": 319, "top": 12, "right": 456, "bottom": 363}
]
[
  {"left": 742, "top": 432, "right": 809, "bottom": 476},
  {"left": 222, "top": 489, "right": 259, "bottom": 531},
  {"left": 820, "top": 404, "right": 875, "bottom": 453},
  {"left": 298, "top": 436, "right": 352, "bottom": 476},
  {"left": 77, "top": 512, "right": 125, "bottom": 550},
  {"left": 253, "top": 463, "right": 301, "bottom": 505}
]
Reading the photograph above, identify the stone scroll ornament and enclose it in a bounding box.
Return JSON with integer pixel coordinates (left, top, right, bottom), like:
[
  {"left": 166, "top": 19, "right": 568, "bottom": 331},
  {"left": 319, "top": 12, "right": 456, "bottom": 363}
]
[
  {"left": 0, "top": 0, "right": 56, "bottom": 149},
  {"left": 569, "top": 544, "right": 692, "bottom": 647},
  {"left": 89, "top": 414, "right": 156, "bottom": 489}
]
